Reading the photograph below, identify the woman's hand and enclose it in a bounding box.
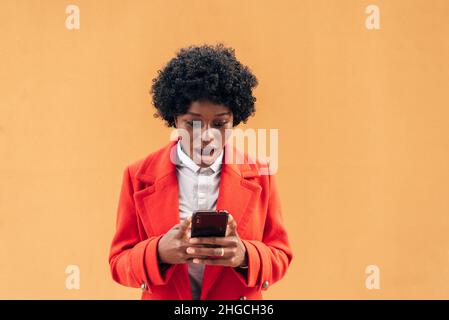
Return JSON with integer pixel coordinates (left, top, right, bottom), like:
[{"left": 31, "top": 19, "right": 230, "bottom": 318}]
[
  {"left": 157, "top": 216, "right": 193, "bottom": 265},
  {"left": 185, "top": 214, "right": 248, "bottom": 268}
]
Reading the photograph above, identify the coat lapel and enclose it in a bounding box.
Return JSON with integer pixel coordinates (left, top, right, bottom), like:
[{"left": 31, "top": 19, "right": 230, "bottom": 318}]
[{"left": 133, "top": 139, "right": 181, "bottom": 236}]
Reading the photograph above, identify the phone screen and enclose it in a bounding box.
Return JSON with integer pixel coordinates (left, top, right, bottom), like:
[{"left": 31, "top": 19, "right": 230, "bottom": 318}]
[{"left": 190, "top": 210, "right": 229, "bottom": 239}]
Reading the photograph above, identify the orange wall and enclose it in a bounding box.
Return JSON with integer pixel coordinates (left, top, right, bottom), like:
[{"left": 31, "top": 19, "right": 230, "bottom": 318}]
[{"left": 1, "top": 0, "right": 449, "bottom": 299}]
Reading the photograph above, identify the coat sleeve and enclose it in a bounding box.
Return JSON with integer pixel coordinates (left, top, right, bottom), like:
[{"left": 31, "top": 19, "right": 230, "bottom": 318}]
[
  {"left": 108, "top": 166, "right": 177, "bottom": 293},
  {"left": 231, "top": 166, "right": 293, "bottom": 291}
]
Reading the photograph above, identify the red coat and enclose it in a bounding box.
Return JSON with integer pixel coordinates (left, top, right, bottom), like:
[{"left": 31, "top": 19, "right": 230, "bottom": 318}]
[{"left": 108, "top": 138, "right": 293, "bottom": 300}]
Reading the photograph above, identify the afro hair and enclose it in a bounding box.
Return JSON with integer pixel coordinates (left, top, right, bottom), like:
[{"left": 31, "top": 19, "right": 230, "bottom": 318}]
[{"left": 150, "top": 43, "right": 258, "bottom": 127}]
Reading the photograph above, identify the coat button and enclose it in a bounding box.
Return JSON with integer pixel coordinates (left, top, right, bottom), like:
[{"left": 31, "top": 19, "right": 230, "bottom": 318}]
[
  {"left": 262, "top": 280, "right": 269, "bottom": 289},
  {"left": 239, "top": 296, "right": 247, "bottom": 300},
  {"left": 140, "top": 282, "right": 147, "bottom": 291}
]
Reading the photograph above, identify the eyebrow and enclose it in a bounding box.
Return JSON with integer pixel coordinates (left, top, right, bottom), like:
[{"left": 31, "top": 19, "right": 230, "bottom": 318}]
[{"left": 186, "top": 111, "right": 231, "bottom": 117}]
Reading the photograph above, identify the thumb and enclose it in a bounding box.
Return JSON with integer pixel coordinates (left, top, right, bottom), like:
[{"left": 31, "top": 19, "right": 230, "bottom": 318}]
[
  {"left": 176, "top": 216, "right": 191, "bottom": 239},
  {"left": 226, "top": 214, "right": 238, "bottom": 236}
]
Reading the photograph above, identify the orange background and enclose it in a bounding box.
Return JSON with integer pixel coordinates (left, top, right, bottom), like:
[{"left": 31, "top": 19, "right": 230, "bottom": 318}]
[{"left": 1, "top": 0, "right": 449, "bottom": 299}]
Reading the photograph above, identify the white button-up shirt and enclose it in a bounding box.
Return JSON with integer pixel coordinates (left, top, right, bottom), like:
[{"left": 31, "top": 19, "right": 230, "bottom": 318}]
[{"left": 175, "top": 140, "right": 224, "bottom": 300}]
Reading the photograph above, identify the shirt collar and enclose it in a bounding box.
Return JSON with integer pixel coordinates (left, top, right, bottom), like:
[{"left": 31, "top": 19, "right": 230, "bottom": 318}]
[{"left": 176, "top": 140, "right": 223, "bottom": 173}]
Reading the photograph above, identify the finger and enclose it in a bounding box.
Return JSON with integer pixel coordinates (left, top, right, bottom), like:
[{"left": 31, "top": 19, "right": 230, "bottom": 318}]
[
  {"left": 191, "top": 257, "right": 234, "bottom": 266},
  {"left": 176, "top": 217, "right": 191, "bottom": 239},
  {"left": 226, "top": 214, "right": 238, "bottom": 236},
  {"left": 182, "top": 216, "right": 192, "bottom": 230},
  {"left": 189, "top": 236, "right": 238, "bottom": 247},
  {"left": 186, "top": 246, "right": 235, "bottom": 257}
]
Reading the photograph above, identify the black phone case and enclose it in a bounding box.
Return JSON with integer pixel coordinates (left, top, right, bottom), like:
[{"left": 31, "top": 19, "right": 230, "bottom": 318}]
[{"left": 190, "top": 210, "right": 229, "bottom": 238}]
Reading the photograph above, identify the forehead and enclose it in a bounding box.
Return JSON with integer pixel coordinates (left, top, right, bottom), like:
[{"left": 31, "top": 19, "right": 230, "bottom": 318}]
[{"left": 183, "top": 100, "right": 231, "bottom": 118}]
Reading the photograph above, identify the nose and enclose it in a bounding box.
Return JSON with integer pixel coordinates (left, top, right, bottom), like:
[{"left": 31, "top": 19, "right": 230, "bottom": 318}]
[{"left": 202, "top": 126, "right": 215, "bottom": 142}]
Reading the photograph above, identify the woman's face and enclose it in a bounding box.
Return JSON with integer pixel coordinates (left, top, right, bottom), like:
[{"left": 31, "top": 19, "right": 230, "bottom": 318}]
[{"left": 175, "top": 100, "right": 234, "bottom": 167}]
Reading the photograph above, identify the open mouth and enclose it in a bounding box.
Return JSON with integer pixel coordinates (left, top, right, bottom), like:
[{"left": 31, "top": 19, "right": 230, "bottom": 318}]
[
  {"left": 195, "top": 146, "right": 216, "bottom": 158},
  {"left": 202, "top": 148, "right": 215, "bottom": 156}
]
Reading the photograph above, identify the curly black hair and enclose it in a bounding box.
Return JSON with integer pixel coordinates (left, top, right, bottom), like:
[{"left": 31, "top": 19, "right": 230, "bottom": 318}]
[{"left": 150, "top": 43, "right": 258, "bottom": 127}]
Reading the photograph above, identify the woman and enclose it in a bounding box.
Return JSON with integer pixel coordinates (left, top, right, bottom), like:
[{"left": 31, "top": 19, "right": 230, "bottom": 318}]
[{"left": 108, "top": 44, "right": 293, "bottom": 300}]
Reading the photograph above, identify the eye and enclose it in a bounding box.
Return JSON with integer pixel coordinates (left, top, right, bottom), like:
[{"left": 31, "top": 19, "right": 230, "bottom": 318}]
[
  {"left": 213, "top": 121, "right": 228, "bottom": 128},
  {"left": 186, "top": 119, "right": 203, "bottom": 127}
]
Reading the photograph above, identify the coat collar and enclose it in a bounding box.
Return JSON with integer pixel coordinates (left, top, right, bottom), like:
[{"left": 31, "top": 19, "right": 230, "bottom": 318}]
[{"left": 133, "top": 136, "right": 263, "bottom": 300}]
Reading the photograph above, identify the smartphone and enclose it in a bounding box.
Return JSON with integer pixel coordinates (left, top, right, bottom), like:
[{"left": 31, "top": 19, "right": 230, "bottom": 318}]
[{"left": 190, "top": 210, "right": 229, "bottom": 239}]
